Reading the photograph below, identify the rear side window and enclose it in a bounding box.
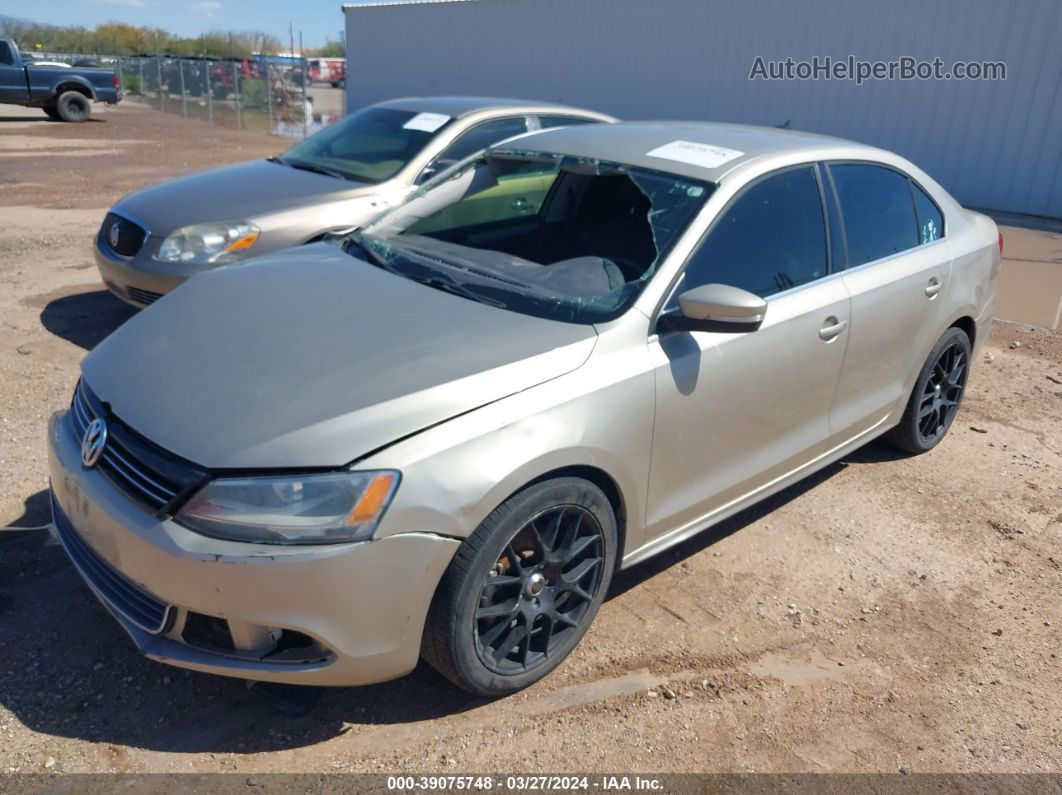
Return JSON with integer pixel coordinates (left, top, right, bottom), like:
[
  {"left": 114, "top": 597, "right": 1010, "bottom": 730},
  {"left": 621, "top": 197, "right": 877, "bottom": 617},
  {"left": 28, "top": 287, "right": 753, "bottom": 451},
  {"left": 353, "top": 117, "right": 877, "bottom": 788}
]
[
  {"left": 0, "top": 41, "right": 14, "bottom": 66},
  {"left": 911, "top": 182, "right": 945, "bottom": 244},
  {"left": 831, "top": 164, "right": 919, "bottom": 266},
  {"left": 682, "top": 166, "right": 827, "bottom": 298},
  {"left": 537, "top": 115, "right": 599, "bottom": 130}
]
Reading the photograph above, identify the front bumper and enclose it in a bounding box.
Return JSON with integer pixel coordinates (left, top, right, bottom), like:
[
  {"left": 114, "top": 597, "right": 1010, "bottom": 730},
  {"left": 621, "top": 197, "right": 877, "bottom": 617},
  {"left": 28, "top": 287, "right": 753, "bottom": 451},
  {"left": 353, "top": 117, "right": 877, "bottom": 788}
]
[
  {"left": 94, "top": 238, "right": 191, "bottom": 308},
  {"left": 48, "top": 410, "right": 459, "bottom": 686}
]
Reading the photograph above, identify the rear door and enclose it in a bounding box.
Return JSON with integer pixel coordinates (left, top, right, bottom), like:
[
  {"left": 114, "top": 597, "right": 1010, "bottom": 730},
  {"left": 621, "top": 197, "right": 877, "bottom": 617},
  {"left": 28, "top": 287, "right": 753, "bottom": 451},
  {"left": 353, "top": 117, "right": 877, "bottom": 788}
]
[
  {"left": 827, "top": 162, "right": 952, "bottom": 442},
  {"left": 0, "top": 40, "right": 28, "bottom": 102}
]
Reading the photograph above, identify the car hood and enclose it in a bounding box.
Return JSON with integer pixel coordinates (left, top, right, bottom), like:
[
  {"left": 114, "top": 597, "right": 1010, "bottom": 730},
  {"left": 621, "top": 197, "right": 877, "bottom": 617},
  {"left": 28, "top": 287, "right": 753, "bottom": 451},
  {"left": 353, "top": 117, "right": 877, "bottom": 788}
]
[
  {"left": 81, "top": 244, "right": 597, "bottom": 469},
  {"left": 112, "top": 159, "right": 387, "bottom": 234}
]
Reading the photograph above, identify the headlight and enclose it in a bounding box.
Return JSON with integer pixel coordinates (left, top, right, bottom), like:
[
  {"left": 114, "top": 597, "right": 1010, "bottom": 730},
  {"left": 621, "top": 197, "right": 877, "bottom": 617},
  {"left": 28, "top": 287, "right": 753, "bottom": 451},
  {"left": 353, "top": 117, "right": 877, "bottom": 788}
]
[
  {"left": 175, "top": 471, "right": 399, "bottom": 545},
  {"left": 155, "top": 221, "right": 260, "bottom": 265}
]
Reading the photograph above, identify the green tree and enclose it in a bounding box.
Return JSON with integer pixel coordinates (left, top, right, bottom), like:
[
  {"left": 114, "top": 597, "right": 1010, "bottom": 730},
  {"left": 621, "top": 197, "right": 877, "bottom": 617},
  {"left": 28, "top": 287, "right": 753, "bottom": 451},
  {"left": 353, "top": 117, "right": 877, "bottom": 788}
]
[
  {"left": 314, "top": 39, "right": 345, "bottom": 58},
  {"left": 0, "top": 18, "right": 286, "bottom": 58}
]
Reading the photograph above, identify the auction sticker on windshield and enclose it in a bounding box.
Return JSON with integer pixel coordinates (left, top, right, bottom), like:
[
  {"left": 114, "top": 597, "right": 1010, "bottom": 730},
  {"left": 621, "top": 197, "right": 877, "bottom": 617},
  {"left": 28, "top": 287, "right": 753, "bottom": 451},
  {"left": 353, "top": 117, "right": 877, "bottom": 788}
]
[
  {"left": 646, "top": 140, "right": 744, "bottom": 170},
  {"left": 403, "top": 112, "right": 451, "bottom": 132}
]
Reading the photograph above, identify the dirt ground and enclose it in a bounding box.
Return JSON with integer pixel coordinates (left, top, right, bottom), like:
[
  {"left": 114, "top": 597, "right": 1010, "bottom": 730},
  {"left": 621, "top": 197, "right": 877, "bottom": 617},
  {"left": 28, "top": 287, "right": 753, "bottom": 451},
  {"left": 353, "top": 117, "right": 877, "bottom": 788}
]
[{"left": 0, "top": 101, "right": 1059, "bottom": 777}]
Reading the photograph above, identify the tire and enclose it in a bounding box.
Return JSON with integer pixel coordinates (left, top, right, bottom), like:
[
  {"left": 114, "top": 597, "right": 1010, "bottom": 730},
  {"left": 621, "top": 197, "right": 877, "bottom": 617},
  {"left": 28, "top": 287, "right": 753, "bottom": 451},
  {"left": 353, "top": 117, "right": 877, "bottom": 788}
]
[
  {"left": 42, "top": 104, "right": 61, "bottom": 120},
  {"left": 884, "top": 326, "right": 971, "bottom": 454},
  {"left": 422, "top": 477, "right": 618, "bottom": 697},
  {"left": 55, "top": 91, "right": 91, "bottom": 122}
]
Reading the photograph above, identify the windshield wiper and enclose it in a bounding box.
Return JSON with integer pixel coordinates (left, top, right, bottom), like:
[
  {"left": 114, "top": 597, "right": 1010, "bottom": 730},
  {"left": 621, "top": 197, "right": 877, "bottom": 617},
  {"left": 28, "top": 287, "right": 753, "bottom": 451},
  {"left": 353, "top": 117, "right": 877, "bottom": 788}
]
[
  {"left": 271, "top": 157, "right": 351, "bottom": 181},
  {"left": 351, "top": 235, "right": 505, "bottom": 308},
  {"left": 412, "top": 274, "right": 506, "bottom": 308}
]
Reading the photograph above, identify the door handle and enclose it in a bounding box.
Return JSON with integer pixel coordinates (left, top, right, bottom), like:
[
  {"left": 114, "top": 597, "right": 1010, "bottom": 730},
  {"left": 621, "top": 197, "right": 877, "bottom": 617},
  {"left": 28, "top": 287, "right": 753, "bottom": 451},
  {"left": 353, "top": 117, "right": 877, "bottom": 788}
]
[
  {"left": 819, "top": 316, "right": 848, "bottom": 341},
  {"left": 925, "top": 277, "right": 942, "bottom": 298}
]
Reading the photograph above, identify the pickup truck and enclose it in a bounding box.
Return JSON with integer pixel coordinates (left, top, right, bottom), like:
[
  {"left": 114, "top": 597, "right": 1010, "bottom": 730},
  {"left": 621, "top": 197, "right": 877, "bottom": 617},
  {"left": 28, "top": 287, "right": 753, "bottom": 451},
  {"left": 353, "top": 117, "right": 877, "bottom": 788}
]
[{"left": 0, "top": 37, "right": 121, "bottom": 121}]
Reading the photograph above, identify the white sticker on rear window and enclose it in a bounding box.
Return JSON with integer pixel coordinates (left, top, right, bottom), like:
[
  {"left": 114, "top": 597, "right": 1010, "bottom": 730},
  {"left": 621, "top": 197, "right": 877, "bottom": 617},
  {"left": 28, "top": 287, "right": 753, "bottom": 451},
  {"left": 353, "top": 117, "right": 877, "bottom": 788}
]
[
  {"left": 646, "top": 140, "right": 744, "bottom": 170},
  {"left": 403, "top": 112, "right": 451, "bottom": 133}
]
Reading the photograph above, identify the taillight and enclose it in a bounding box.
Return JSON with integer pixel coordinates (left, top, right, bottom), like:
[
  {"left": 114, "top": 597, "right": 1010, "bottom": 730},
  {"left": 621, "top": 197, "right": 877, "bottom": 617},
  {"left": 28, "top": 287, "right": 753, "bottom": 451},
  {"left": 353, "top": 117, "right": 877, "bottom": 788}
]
[{"left": 998, "top": 232, "right": 1004, "bottom": 256}]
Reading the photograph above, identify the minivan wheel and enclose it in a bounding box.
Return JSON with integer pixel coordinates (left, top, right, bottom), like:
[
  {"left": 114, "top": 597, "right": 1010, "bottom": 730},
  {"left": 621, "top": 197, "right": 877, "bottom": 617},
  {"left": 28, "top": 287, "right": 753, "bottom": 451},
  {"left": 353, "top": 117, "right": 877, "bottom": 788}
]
[
  {"left": 885, "top": 327, "right": 971, "bottom": 454},
  {"left": 56, "top": 91, "right": 91, "bottom": 122},
  {"left": 422, "top": 477, "right": 617, "bottom": 697}
]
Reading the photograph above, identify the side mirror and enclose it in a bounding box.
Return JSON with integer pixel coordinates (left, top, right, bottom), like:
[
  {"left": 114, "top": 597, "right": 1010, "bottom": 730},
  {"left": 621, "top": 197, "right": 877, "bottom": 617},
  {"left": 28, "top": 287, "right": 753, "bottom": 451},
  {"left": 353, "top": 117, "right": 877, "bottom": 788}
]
[
  {"left": 659, "top": 283, "right": 767, "bottom": 333},
  {"left": 415, "top": 166, "right": 438, "bottom": 185},
  {"left": 416, "top": 159, "right": 460, "bottom": 185}
]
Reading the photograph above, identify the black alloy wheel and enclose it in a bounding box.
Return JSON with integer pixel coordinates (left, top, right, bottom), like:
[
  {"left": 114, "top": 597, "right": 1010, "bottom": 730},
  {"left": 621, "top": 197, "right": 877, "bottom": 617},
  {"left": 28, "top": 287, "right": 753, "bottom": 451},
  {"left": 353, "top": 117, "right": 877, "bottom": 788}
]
[
  {"left": 422, "top": 477, "right": 617, "bottom": 697},
  {"left": 885, "top": 326, "right": 972, "bottom": 454},
  {"left": 917, "top": 340, "right": 968, "bottom": 445},
  {"left": 474, "top": 504, "right": 605, "bottom": 675}
]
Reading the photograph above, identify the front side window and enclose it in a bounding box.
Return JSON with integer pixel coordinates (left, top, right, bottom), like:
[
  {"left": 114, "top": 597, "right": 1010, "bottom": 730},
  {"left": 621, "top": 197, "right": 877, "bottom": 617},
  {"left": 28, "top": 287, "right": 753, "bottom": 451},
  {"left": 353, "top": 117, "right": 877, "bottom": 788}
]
[
  {"left": 0, "top": 41, "right": 14, "bottom": 66},
  {"left": 911, "top": 182, "right": 945, "bottom": 244},
  {"left": 277, "top": 106, "right": 455, "bottom": 184},
  {"left": 430, "top": 117, "right": 530, "bottom": 171},
  {"left": 350, "top": 151, "right": 714, "bottom": 324},
  {"left": 831, "top": 164, "right": 919, "bottom": 265},
  {"left": 681, "top": 166, "right": 828, "bottom": 299}
]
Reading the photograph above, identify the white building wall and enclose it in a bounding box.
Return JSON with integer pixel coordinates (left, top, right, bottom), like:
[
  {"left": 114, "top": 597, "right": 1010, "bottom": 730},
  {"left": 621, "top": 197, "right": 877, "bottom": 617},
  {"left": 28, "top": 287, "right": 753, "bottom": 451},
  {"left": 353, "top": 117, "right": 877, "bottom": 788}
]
[{"left": 345, "top": 0, "right": 1062, "bottom": 218}]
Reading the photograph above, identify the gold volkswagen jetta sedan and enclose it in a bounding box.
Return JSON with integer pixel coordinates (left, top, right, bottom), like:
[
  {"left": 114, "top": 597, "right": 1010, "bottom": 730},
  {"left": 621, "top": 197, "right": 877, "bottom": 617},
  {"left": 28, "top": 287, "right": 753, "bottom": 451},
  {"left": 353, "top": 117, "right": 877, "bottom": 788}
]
[{"left": 50, "top": 122, "right": 999, "bottom": 696}]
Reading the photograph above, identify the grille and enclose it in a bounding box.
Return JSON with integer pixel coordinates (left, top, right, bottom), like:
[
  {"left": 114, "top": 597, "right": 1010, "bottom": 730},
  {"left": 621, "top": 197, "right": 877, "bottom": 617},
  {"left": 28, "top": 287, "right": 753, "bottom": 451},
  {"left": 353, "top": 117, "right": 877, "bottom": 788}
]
[
  {"left": 69, "top": 381, "right": 206, "bottom": 513},
  {"left": 100, "top": 212, "right": 147, "bottom": 257},
  {"left": 125, "top": 286, "right": 164, "bottom": 306},
  {"left": 51, "top": 495, "right": 172, "bottom": 634}
]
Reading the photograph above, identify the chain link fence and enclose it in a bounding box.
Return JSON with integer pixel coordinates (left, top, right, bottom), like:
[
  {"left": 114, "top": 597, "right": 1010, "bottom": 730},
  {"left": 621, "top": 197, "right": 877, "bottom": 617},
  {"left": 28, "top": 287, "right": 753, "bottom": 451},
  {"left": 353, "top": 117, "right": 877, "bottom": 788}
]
[{"left": 31, "top": 52, "right": 341, "bottom": 138}]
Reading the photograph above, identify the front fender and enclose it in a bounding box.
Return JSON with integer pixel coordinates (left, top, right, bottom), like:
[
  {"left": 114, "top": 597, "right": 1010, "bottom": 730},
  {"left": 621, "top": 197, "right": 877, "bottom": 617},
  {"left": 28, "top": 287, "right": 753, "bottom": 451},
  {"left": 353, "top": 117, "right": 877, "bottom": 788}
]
[{"left": 364, "top": 342, "right": 656, "bottom": 559}]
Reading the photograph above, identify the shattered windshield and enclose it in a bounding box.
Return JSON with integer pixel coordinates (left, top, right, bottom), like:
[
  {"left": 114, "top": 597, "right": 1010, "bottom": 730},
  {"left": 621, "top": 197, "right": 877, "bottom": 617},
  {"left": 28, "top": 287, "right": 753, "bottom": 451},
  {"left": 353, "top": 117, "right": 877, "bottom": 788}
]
[{"left": 349, "top": 150, "right": 715, "bottom": 323}]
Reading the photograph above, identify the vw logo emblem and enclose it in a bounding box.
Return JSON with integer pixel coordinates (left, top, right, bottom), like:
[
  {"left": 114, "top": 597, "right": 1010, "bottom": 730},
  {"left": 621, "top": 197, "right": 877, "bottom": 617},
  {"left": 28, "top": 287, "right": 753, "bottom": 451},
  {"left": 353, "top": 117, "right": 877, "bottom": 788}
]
[
  {"left": 81, "top": 417, "right": 108, "bottom": 468},
  {"left": 108, "top": 222, "right": 121, "bottom": 249}
]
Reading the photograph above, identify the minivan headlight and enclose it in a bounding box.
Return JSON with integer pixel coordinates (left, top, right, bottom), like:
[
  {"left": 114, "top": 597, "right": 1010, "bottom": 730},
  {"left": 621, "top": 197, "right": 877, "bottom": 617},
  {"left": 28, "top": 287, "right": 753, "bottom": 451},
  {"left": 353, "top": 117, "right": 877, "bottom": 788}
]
[
  {"left": 175, "top": 471, "right": 399, "bottom": 545},
  {"left": 155, "top": 221, "right": 260, "bottom": 265}
]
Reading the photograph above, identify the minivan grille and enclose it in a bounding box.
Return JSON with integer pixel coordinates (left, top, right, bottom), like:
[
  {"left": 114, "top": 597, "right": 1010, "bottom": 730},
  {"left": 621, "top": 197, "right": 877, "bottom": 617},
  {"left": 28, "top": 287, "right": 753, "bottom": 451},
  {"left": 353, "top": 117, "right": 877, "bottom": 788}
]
[
  {"left": 100, "top": 212, "right": 147, "bottom": 257},
  {"left": 51, "top": 495, "right": 172, "bottom": 634},
  {"left": 69, "top": 381, "right": 206, "bottom": 513}
]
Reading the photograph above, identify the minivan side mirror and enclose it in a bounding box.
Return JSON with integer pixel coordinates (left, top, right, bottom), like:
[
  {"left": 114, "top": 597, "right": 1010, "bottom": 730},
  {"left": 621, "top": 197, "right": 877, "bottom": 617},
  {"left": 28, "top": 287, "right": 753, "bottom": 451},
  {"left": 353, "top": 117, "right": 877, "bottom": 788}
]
[{"left": 658, "top": 283, "right": 767, "bottom": 333}]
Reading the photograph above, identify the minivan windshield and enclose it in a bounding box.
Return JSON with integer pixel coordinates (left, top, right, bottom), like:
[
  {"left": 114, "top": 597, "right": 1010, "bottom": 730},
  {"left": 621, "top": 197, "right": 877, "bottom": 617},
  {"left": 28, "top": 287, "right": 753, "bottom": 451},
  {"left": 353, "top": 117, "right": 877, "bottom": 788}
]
[
  {"left": 277, "top": 106, "right": 454, "bottom": 184},
  {"left": 351, "top": 150, "right": 714, "bottom": 324}
]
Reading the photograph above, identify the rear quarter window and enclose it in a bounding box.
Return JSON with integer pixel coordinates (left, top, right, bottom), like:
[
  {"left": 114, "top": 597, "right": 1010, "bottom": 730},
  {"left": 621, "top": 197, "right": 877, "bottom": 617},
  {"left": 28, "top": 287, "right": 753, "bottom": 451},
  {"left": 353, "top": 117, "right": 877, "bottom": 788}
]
[{"left": 911, "top": 182, "right": 945, "bottom": 244}]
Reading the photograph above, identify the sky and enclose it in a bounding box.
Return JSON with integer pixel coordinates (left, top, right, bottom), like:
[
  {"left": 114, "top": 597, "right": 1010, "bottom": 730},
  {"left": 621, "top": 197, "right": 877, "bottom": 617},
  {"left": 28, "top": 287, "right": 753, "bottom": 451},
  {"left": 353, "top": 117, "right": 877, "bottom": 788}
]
[{"left": 11, "top": 0, "right": 357, "bottom": 48}]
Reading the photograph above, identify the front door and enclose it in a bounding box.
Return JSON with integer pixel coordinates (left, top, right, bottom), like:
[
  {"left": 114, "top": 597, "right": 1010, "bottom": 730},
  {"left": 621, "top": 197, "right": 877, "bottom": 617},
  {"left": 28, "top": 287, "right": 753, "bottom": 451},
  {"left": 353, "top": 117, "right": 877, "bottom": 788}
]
[
  {"left": 0, "top": 40, "right": 27, "bottom": 103},
  {"left": 644, "top": 165, "right": 851, "bottom": 549}
]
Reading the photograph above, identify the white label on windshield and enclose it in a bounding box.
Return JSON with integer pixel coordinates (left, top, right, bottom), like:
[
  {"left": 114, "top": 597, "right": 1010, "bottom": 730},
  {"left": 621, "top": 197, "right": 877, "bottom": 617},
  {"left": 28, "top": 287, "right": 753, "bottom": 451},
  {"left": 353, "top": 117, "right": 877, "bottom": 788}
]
[
  {"left": 403, "top": 112, "right": 451, "bottom": 133},
  {"left": 646, "top": 140, "right": 744, "bottom": 170}
]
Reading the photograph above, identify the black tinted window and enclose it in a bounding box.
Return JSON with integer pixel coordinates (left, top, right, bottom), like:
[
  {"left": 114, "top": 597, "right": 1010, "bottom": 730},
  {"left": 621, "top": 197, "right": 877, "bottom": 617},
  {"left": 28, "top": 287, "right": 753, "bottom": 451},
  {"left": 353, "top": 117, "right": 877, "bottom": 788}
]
[
  {"left": 537, "top": 115, "right": 598, "bottom": 130},
  {"left": 831, "top": 164, "right": 919, "bottom": 265},
  {"left": 912, "top": 182, "right": 945, "bottom": 244},
  {"left": 437, "top": 117, "right": 529, "bottom": 165},
  {"left": 0, "top": 42, "right": 13, "bottom": 66},
  {"left": 683, "top": 166, "right": 827, "bottom": 298}
]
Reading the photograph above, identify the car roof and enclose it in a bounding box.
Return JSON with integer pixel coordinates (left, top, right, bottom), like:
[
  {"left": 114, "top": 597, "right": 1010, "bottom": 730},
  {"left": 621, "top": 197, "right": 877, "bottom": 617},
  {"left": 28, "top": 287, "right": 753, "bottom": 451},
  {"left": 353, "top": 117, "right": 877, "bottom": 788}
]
[
  {"left": 372, "top": 95, "right": 613, "bottom": 120},
  {"left": 492, "top": 121, "right": 880, "bottom": 182}
]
